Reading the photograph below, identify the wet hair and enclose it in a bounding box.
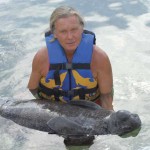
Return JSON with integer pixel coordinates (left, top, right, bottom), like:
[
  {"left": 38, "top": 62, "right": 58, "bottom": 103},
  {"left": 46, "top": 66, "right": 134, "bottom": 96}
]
[{"left": 50, "top": 6, "right": 84, "bottom": 33}]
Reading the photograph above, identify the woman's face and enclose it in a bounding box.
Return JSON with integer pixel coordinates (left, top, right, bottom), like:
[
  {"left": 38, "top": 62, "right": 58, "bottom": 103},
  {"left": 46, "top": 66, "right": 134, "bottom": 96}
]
[{"left": 54, "top": 15, "right": 83, "bottom": 55}]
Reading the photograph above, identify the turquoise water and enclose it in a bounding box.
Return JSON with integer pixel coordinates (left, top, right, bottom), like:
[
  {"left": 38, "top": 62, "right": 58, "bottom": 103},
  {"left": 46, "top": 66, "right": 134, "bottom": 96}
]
[{"left": 0, "top": 0, "right": 150, "bottom": 149}]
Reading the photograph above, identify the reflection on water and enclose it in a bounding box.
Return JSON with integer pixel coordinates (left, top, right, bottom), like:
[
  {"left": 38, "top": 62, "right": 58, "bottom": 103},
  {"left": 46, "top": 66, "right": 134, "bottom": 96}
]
[{"left": 0, "top": 0, "right": 150, "bottom": 149}]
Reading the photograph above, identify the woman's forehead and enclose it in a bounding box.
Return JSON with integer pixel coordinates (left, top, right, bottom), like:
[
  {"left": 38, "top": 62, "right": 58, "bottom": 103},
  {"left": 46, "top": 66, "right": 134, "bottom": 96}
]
[{"left": 54, "top": 16, "right": 81, "bottom": 29}]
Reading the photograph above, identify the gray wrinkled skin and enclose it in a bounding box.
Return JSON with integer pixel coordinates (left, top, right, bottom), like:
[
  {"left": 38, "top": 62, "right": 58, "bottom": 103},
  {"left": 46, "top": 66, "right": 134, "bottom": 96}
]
[{"left": 0, "top": 99, "right": 141, "bottom": 145}]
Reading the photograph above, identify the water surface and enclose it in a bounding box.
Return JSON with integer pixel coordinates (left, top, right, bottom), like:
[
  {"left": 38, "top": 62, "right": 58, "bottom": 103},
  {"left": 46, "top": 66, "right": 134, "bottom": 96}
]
[{"left": 0, "top": 0, "right": 150, "bottom": 149}]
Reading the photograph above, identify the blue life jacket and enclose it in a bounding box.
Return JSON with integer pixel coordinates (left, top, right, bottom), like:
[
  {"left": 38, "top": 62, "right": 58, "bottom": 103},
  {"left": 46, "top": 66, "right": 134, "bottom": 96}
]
[{"left": 39, "top": 33, "right": 99, "bottom": 102}]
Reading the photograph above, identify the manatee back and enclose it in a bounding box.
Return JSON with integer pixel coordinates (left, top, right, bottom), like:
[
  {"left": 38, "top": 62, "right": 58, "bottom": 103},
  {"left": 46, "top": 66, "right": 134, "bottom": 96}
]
[{"left": 2, "top": 99, "right": 112, "bottom": 119}]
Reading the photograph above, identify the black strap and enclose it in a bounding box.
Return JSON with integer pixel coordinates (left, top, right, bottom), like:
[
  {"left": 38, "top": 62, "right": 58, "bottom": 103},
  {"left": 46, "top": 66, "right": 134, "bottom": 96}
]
[
  {"left": 49, "top": 63, "right": 90, "bottom": 70},
  {"left": 39, "top": 82, "right": 98, "bottom": 99},
  {"left": 53, "top": 88, "right": 60, "bottom": 101},
  {"left": 54, "top": 69, "right": 61, "bottom": 85},
  {"left": 83, "top": 29, "right": 96, "bottom": 44},
  {"left": 45, "top": 30, "right": 52, "bottom": 37},
  {"left": 50, "top": 63, "right": 90, "bottom": 85},
  {"left": 78, "top": 88, "right": 85, "bottom": 99}
]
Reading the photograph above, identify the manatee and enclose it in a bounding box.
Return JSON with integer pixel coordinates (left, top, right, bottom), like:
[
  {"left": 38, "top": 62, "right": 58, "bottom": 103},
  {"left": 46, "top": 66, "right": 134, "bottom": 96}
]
[{"left": 0, "top": 99, "right": 141, "bottom": 145}]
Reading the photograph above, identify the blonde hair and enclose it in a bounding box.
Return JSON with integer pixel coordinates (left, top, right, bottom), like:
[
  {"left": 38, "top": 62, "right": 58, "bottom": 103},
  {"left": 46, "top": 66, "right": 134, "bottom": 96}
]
[{"left": 50, "top": 6, "right": 84, "bottom": 33}]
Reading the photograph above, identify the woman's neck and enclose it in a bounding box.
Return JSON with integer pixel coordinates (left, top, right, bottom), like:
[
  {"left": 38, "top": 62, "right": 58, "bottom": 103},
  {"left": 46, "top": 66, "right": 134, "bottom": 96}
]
[{"left": 66, "top": 54, "right": 73, "bottom": 63}]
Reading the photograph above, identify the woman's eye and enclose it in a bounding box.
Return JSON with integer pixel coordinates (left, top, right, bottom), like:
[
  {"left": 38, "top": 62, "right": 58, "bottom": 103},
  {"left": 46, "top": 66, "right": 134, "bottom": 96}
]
[{"left": 62, "top": 31, "right": 66, "bottom": 33}]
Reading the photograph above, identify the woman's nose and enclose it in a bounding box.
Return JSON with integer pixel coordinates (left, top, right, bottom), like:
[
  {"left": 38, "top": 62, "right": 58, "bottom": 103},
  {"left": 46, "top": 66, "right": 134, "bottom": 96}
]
[{"left": 67, "top": 31, "right": 73, "bottom": 39}]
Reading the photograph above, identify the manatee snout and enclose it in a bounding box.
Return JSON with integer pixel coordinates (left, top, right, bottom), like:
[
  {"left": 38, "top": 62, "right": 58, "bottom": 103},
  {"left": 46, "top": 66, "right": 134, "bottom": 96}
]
[
  {"left": 116, "top": 110, "right": 141, "bottom": 128},
  {"left": 128, "top": 113, "right": 141, "bottom": 128},
  {"left": 104, "top": 110, "right": 141, "bottom": 135}
]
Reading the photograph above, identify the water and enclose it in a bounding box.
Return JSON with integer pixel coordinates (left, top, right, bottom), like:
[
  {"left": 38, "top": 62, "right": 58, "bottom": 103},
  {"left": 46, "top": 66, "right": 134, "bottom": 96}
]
[{"left": 0, "top": 0, "right": 150, "bottom": 149}]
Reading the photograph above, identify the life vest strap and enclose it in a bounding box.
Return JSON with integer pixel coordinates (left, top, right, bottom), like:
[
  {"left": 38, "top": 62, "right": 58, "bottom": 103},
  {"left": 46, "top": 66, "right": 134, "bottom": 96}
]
[
  {"left": 49, "top": 63, "right": 90, "bottom": 70},
  {"left": 54, "top": 69, "right": 61, "bottom": 85},
  {"left": 50, "top": 63, "right": 91, "bottom": 86},
  {"left": 39, "top": 82, "right": 98, "bottom": 100}
]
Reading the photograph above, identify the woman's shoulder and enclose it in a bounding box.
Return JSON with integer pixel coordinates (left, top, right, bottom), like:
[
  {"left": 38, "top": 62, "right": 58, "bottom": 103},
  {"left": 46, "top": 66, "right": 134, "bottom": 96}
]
[
  {"left": 32, "top": 47, "right": 48, "bottom": 69},
  {"left": 92, "top": 45, "right": 110, "bottom": 63},
  {"left": 33, "top": 47, "right": 48, "bottom": 63}
]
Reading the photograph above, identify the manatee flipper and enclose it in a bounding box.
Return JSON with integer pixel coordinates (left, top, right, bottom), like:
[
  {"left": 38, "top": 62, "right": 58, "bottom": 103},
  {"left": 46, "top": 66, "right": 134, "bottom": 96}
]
[
  {"left": 47, "top": 117, "right": 86, "bottom": 135},
  {"left": 69, "top": 100, "right": 102, "bottom": 110},
  {"left": 64, "top": 135, "right": 95, "bottom": 146}
]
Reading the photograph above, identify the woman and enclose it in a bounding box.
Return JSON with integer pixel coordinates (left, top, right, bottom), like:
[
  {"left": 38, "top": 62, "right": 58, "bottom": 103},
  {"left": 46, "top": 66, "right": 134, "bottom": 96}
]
[{"left": 27, "top": 6, "right": 114, "bottom": 110}]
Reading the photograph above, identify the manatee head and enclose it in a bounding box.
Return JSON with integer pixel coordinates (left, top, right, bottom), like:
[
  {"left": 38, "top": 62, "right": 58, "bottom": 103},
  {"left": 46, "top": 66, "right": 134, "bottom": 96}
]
[{"left": 104, "top": 110, "right": 141, "bottom": 136}]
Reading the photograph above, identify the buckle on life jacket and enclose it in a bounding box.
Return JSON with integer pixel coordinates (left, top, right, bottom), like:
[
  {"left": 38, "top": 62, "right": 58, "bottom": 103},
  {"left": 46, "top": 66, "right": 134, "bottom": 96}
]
[
  {"left": 64, "top": 88, "right": 85, "bottom": 99},
  {"left": 65, "top": 63, "right": 72, "bottom": 70},
  {"left": 67, "top": 90, "right": 74, "bottom": 97},
  {"left": 53, "top": 63, "right": 72, "bottom": 85}
]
